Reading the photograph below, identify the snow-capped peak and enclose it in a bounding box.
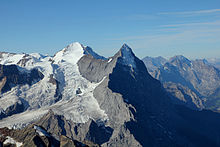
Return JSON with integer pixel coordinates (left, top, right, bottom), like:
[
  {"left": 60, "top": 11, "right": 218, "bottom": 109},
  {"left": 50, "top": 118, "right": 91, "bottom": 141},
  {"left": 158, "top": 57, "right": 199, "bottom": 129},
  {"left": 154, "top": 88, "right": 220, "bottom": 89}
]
[
  {"left": 65, "top": 42, "right": 83, "bottom": 51},
  {"left": 53, "top": 42, "right": 106, "bottom": 64},
  {"left": 53, "top": 42, "right": 85, "bottom": 64},
  {"left": 119, "top": 43, "right": 136, "bottom": 68}
]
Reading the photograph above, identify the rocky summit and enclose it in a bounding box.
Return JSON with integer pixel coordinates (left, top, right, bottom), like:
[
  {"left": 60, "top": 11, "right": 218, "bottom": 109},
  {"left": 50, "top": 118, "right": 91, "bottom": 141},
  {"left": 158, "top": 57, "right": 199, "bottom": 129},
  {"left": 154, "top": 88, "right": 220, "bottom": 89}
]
[{"left": 0, "top": 43, "right": 220, "bottom": 147}]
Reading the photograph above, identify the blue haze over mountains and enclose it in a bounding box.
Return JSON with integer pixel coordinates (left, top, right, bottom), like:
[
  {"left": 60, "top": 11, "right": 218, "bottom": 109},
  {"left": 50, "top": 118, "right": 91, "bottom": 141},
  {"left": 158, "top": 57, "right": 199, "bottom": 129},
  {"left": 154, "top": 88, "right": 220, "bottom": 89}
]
[{"left": 142, "top": 55, "right": 220, "bottom": 110}]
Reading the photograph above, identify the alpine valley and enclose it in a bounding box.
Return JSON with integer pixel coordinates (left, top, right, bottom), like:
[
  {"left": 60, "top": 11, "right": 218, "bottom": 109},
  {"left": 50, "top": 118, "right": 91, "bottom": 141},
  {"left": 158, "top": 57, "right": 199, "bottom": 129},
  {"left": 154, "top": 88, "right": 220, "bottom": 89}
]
[{"left": 1, "top": 42, "right": 220, "bottom": 147}]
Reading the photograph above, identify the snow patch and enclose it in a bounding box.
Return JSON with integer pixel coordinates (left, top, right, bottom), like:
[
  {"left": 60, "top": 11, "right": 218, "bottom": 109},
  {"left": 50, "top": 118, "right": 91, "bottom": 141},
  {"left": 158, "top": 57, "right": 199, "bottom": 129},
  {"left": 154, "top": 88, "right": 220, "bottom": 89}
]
[
  {"left": 108, "top": 58, "right": 112, "bottom": 63},
  {"left": 34, "top": 125, "right": 50, "bottom": 137},
  {"left": 164, "top": 66, "right": 168, "bottom": 70},
  {"left": 3, "top": 136, "right": 23, "bottom": 147}
]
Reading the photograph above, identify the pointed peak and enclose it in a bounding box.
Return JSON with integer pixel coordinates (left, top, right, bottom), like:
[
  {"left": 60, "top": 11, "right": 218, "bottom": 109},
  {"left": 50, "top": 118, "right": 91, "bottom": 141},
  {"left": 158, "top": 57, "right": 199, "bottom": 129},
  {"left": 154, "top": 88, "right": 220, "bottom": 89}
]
[
  {"left": 117, "top": 43, "right": 136, "bottom": 68},
  {"left": 119, "top": 43, "right": 135, "bottom": 57},
  {"left": 120, "top": 43, "right": 133, "bottom": 52},
  {"left": 122, "top": 43, "right": 130, "bottom": 48}
]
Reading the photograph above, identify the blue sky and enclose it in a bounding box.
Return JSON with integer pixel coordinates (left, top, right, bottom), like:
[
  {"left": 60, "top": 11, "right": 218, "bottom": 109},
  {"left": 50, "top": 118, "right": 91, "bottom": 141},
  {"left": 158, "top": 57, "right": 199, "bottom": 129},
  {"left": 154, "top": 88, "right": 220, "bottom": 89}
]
[{"left": 0, "top": 0, "right": 220, "bottom": 59}]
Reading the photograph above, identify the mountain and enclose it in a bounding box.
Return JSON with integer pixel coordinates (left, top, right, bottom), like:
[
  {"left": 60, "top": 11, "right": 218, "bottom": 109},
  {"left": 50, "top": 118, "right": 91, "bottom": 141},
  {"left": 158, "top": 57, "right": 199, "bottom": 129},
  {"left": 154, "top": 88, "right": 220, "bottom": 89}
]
[
  {"left": 207, "top": 58, "right": 220, "bottom": 70},
  {"left": 142, "top": 56, "right": 167, "bottom": 74},
  {"left": 1, "top": 43, "right": 220, "bottom": 146},
  {"left": 144, "top": 55, "right": 220, "bottom": 110}
]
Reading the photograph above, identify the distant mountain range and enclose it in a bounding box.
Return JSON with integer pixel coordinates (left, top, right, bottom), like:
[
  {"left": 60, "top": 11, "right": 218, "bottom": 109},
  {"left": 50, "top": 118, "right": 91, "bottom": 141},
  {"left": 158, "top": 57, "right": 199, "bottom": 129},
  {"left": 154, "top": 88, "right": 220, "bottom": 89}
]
[
  {"left": 142, "top": 56, "right": 167, "bottom": 74},
  {"left": 1, "top": 43, "right": 220, "bottom": 146},
  {"left": 142, "top": 55, "right": 220, "bottom": 111},
  {"left": 207, "top": 58, "right": 220, "bottom": 70}
]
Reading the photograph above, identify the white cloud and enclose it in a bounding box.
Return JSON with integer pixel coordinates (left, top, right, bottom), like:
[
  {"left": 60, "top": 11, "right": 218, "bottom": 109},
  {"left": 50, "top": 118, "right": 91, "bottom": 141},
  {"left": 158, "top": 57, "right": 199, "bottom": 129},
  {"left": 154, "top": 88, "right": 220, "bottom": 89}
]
[
  {"left": 161, "top": 20, "right": 220, "bottom": 28},
  {"left": 159, "top": 9, "right": 220, "bottom": 16}
]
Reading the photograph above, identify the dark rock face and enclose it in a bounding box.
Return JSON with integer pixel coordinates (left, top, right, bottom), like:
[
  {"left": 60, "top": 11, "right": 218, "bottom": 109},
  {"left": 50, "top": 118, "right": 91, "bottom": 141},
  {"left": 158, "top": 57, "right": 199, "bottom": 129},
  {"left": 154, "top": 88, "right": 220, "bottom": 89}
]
[
  {"left": 78, "top": 45, "right": 179, "bottom": 146},
  {"left": 48, "top": 74, "right": 62, "bottom": 102},
  {"left": 78, "top": 45, "right": 220, "bottom": 146},
  {"left": 85, "top": 121, "right": 113, "bottom": 145},
  {"left": 17, "top": 54, "right": 32, "bottom": 67},
  {"left": 174, "top": 105, "right": 220, "bottom": 147},
  {"left": 0, "top": 102, "right": 25, "bottom": 119},
  {"left": 0, "top": 64, "right": 44, "bottom": 94}
]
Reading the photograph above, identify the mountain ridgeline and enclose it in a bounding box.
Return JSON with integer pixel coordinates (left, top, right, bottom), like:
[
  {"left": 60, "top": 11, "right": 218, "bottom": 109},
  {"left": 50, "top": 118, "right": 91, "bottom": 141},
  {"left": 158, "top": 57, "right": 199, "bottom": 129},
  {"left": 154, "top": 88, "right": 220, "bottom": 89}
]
[
  {"left": 142, "top": 55, "right": 220, "bottom": 110},
  {"left": 0, "top": 43, "right": 220, "bottom": 147}
]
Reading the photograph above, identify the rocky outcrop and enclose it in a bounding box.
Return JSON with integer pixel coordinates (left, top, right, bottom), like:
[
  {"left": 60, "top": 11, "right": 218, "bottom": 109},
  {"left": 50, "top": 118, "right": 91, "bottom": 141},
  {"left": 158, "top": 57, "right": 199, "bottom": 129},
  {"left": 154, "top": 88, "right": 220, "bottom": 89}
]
[
  {"left": 48, "top": 74, "right": 62, "bottom": 102},
  {"left": 0, "top": 125, "right": 59, "bottom": 147},
  {"left": 0, "top": 64, "right": 44, "bottom": 94},
  {"left": 0, "top": 101, "right": 25, "bottom": 119},
  {"left": 33, "top": 110, "right": 110, "bottom": 146},
  {"left": 60, "top": 135, "right": 76, "bottom": 147},
  {"left": 0, "top": 123, "right": 95, "bottom": 147}
]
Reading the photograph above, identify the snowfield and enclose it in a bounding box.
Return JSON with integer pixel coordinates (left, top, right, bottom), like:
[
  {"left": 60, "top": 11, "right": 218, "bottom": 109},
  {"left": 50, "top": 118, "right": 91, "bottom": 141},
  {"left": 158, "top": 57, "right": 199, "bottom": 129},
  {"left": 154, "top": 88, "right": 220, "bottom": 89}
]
[{"left": 0, "top": 42, "right": 108, "bottom": 128}]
